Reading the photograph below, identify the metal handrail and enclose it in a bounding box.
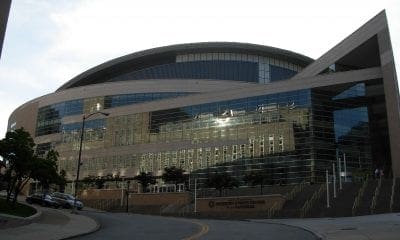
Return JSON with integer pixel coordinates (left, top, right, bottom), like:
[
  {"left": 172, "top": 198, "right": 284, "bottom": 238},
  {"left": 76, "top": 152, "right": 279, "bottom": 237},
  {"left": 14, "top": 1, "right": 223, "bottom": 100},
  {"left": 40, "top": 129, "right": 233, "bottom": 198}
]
[
  {"left": 267, "top": 200, "right": 285, "bottom": 218},
  {"left": 390, "top": 178, "right": 396, "bottom": 212},
  {"left": 265, "top": 180, "right": 306, "bottom": 218},
  {"left": 370, "top": 177, "right": 382, "bottom": 214},
  {"left": 285, "top": 180, "right": 306, "bottom": 201},
  {"left": 352, "top": 176, "right": 369, "bottom": 216},
  {"left": 300, "top": 184, "right": 325, "bottom": 218},
  {"left": 267, "top": 202, "right": 278, "bottom": 218}
]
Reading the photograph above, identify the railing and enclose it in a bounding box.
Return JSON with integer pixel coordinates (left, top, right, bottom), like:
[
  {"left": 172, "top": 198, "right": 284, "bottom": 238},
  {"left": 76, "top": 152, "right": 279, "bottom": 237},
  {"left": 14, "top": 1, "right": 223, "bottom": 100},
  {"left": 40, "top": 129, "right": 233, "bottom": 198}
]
[
  {"left": 267, "top": 201, "right": 285, "bottom": 218},
  {"left": 300, "top": 184, "right": 325, "bottom": 218},
  {"left": 264, "top": 181, "right": 306, "bottom": 218},
  {"left": 352, "top": 176, "right": 369, "bottom": 216},
  {"left": 285, "top": 180, "right": 306, "bottom": 201},
  {"left": 370, "top": 177, "right": 382, "bottom": 214},
  {"left": 390, "top": 178, "right": 396, "bottom": 212},
  {"left": 84, "top": 198, "right": 121, "bottom": 211}
]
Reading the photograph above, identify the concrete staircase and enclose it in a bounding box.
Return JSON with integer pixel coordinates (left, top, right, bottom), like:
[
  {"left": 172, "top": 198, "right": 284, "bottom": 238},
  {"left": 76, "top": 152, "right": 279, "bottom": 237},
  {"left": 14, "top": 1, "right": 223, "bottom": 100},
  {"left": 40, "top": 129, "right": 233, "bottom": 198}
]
[
  {"left": 276, "top": 184, "right": 321, "bottom": 218},
  {"left": 308, "top": 182, "right": 362, "bottom": 218},
  {"left": 353, "top": 179, "right": 378, "bottom": 216},
  {"left": 374, "top": 179, "right": 393, "bottom": 214}
]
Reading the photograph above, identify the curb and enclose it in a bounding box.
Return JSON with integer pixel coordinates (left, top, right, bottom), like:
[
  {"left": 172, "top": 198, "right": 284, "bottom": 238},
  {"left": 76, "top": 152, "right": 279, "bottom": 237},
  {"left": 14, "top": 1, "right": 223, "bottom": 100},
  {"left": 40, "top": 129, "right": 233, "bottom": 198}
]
[
  {"left": 0, "top": 201, "right": 42, "bottom": 222},
  {"left": 60, "top": 214, "right": 101, "bottom": 240},
  {"left": 248, "top": 219, "right": 324, "bottom": 240},
  {"left": 22, "top": 202, "right": 43, "bottom": 221}
]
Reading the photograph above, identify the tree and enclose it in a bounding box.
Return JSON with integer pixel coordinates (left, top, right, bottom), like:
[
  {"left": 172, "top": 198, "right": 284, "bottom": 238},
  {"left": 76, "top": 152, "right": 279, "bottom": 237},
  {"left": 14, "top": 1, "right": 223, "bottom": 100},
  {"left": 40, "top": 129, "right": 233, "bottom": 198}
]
[
  {"left": 0, "top": 128, "right": 62, "bottom": 207},
  {"left": 133, "top": 172, "right": 156, "bottom": 192},
  {"left": 32, "top": 150, "right": 60, "bottom": 191},
  {"left": 94, "top": 176, "right": 107, "bottom": 189},
  {"left": 243, "top": 171, "right": 270, "bottom": 194},
  {"left": 0, "top": 128, "right": 37, "bottom": 206},
  {"left": 162, "top": 167, "right": 187, "bottom": 186},
  {"left": 57, "top": 169, "right": 67, "bottom": 192},
  {"left": 206, "top": 172, "right": 239, "bottom": 197},
  {"left": 82, "top": 174, "right": 112, "bottom": 189},
  {"left": 113, "top": 172, "right": 122, "bottom": 188},
  {"left": 82, "top": 175, "right": 96, "bottom": 188},
  {"left": 0, "top": 160, "right": 6, "bottom": 191}
]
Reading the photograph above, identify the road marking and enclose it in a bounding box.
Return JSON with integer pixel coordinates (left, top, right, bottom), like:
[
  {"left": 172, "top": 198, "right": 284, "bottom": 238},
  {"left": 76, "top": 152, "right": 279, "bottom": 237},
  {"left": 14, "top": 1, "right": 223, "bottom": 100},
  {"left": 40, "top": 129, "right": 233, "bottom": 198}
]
[{"left": 182, "top": 219, "right": 209, "bottom": 240}]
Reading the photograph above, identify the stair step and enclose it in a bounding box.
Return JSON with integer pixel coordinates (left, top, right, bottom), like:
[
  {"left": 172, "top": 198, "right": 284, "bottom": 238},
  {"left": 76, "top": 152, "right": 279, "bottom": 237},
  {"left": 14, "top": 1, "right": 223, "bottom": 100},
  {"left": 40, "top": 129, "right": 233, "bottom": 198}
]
[
  {"left": 355, "top": 179, "right": 378, "bottom": 216},
  {"left": 277, "top": 184, "right": 321, "bottom": 218}
]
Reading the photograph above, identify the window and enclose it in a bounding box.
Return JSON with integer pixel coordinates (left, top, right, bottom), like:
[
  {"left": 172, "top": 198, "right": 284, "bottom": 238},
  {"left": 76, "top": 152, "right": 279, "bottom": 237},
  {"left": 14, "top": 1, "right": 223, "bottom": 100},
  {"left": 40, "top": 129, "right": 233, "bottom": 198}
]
[
  {"left": 232, "top": 145, "right": 238, "bottom": 161},
  {"left": 239, "top": 144, "right": 246, "bottom": 159},
  {"left": 206, "top": 148, "right": 211, "bottom": 168},
  {"left": 260, "top": 136, "right": 265, "bottom": 156},
  {"left": 172, "top": 151, "right": 178, "bottom": 167},
  {"left": 156, "top": 153, "right": 161, "bottom": 171},
  {"left": 197, "top": 148, "right": 203, "bottom": 169},
  {"left": 279, "top": 135, "right": 284, "bottom": 152},
  {"left": 223, "top": 146, "right": 228, "bottom": 162},
  {"left": 214, "top": 147, "right": 220, "bottom": 164},
  {"left": 249, "top": 138, "right": 255, "bottom": 158},
  {"left": 179, "top": 150, "right": 186, "bottom": 168},
  {"left": 188, "top": 149, "right": 194, "bottom": 171},
  {"left": 269, "top": 134, "right": 274, "bottom": 154}
]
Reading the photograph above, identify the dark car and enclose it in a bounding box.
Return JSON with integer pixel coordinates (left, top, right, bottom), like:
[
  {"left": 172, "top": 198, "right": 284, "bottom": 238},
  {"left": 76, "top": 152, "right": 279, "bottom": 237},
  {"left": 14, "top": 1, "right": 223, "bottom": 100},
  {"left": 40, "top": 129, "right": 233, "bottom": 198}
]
[
  {"left": 26, "top": 193, "right": 60, "bottom": 208},
  {"left": 50, "top": 192, "right": 84, "bottom": 210}
]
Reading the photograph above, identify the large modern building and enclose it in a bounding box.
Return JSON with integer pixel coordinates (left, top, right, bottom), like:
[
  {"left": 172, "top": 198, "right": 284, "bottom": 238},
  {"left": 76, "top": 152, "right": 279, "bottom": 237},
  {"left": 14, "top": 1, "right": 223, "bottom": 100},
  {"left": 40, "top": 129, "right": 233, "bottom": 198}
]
[{"left": 7, "top": 11, "right": 399, "bottom": 186}]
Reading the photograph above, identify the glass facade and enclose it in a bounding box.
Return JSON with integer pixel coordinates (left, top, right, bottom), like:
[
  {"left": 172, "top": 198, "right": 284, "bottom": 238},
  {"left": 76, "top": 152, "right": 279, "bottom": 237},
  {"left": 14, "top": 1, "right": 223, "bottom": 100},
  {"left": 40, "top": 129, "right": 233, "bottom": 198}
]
[
  {"left": 35, "top": 92, "right": 190, "bottom": 136},
  {"left": 104, "top": 92, "right": 189, "bottom": 109},
  {"left": 35, "top": 80, "right": 388, "bottom": 186},
  {"left": 110, "top": 53, "right": 302, "bottom": 84},
  {"left": 36, "top": 99, "right": 83, "bottom": 136},
  {"left": 110, "top": 61, "right": 259, "bottom": 83}
]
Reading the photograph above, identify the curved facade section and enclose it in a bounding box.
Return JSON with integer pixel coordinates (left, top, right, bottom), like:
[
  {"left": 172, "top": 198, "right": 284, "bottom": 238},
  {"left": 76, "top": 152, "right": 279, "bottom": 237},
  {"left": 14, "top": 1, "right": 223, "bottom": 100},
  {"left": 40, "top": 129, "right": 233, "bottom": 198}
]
[{"left": 57, "top": 42, "right": 313, "bottom": 90}]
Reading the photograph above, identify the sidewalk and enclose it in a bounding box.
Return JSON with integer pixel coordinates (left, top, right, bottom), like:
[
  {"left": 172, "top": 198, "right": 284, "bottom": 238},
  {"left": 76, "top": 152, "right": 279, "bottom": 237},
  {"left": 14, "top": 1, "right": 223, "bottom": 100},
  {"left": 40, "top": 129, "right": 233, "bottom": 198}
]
[
  {"left": 0, "top": 207, "right": 99, "bottom": 240},
  {"left": 252, "top": 213, "right": 400, "bottom": 240}
]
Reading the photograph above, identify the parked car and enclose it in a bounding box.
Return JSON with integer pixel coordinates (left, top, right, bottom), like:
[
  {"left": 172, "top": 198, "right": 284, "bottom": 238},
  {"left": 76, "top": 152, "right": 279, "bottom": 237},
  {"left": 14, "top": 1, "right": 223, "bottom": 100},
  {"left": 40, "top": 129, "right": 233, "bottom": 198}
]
[
  {"left": 26, "top": 193, "right": 60, "bottom": 208},
  {"left": 0, "top": 190, "right": 16, "bottom": 200},
  {"left": 50, "top": 192, "right": 84, "bottom": 210}
]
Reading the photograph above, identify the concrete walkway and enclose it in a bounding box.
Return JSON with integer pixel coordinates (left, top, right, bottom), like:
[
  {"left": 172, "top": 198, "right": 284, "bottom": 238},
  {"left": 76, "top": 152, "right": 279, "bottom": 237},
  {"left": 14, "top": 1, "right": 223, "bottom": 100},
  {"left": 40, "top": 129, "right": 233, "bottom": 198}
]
[
  {"left": 252, "top": 213, "right": 400, "bottom": 240},
  {"left": 0, "top": 207, "right": 99, "bottom": 240}
]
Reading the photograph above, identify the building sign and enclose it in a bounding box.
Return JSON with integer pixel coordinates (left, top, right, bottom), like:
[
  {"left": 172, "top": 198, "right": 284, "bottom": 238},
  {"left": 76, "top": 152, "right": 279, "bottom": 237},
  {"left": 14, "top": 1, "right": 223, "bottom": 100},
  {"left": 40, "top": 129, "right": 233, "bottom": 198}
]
[
  {"left": 197, "top": 194, "right": 285, "bottom": 213},
  {"left": 208, "top": 198, "right": 266, "bottom": 209}
]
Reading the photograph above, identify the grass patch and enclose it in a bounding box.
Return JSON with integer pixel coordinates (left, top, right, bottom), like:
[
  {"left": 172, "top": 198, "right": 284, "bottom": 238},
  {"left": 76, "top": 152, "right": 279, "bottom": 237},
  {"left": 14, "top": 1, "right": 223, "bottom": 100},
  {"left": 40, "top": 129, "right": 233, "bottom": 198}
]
[{"left": 0, "top": 198, "right": 37, "bottom": 217}]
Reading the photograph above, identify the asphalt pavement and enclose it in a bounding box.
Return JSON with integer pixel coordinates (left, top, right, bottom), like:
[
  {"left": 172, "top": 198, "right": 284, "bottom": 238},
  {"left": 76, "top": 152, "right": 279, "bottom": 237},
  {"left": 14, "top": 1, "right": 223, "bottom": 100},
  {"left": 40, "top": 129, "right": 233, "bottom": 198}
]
[
  {"left": 71, "top": 211, "right": 318, "bottom": 240},
  {"left": 1, "top": 202, "right": 399, "bottom": 240},
  {"left": 70, "top": 212, "right": 200, "bottom": 240}
]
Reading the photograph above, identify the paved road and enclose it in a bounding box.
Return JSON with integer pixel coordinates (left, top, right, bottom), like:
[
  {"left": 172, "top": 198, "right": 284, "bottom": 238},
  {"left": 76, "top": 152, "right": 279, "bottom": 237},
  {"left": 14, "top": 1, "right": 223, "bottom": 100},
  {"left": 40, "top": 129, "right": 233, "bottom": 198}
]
[
  {"left": 71, "top": 212, "right": 199, "bottom": 240},
  {"left": 72, "top": 211, "right": 318, "bottom": 240}
]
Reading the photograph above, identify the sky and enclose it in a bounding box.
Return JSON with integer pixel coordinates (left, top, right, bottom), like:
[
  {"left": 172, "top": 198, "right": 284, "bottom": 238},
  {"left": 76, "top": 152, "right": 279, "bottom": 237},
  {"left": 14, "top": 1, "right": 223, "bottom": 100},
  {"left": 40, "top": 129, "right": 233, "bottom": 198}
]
[{"left": 0, "top": 0, "right": 399, "bottom": 139}]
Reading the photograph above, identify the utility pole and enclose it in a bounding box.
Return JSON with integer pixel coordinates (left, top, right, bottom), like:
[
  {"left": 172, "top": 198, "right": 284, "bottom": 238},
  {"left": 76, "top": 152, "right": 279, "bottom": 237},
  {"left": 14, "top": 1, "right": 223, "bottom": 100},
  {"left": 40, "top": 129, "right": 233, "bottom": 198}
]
[
  {"left": 338, "top": 157, "right": 343, "bottom": 190},
  {"left": 343, "top": 153, "right": 347, "bottom": 183},
  {"left": 194, "top": 178, "right": 197, "bottom": 213},
  {"left": 333, "top": 163, "right": 337, "bottom": 198},
  {"left": 326, "top": 170, "right": 330, "bottom": 208},
  {"left": 126, "top": 180, "right": 130, "bottom": 213}
]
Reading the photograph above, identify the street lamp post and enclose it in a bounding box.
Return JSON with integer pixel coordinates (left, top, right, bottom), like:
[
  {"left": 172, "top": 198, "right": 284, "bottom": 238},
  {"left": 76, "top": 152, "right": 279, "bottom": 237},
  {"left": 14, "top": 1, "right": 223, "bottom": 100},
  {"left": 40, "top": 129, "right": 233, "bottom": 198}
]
[
  {"left": 73, "top": 111, "right": 109, "bottom": 213},
  {"left": 126, "top": 180, "right": 130, "bottom": 213}
]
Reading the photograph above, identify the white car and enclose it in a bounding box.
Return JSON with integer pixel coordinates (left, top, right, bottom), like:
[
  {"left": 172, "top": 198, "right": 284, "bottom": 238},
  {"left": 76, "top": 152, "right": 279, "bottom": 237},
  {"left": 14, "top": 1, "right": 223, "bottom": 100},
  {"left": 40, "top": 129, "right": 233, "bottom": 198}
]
[{"left": 51, "top": 192, "right": 84, "bottom": 210}]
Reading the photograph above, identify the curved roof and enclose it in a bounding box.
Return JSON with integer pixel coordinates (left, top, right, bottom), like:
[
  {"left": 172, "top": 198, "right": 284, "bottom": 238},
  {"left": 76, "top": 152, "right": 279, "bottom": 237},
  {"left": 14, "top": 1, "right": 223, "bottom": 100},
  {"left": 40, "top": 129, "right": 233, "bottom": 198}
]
[{"left": 57, "top": 42, "right": 314, "bottom": 91}]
